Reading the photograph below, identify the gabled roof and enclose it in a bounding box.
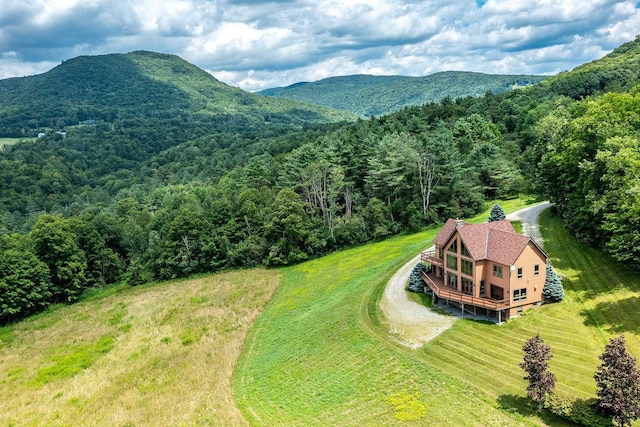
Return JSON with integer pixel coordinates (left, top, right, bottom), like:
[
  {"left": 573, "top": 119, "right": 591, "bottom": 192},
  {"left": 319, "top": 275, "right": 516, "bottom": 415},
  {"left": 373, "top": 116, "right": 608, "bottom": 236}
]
[{"left": 434, "top": 219, "right": 548, "bottom": 266}]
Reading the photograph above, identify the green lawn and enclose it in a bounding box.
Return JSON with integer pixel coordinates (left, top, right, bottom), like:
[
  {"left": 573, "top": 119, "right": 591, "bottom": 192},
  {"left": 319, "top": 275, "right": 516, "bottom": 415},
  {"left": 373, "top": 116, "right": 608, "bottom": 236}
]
[
  {"left": 233, "top": 199, "right": 556, "bottom": 426},
  {"left": 234, "top": 201, "right": 640, "bottom": 426}
]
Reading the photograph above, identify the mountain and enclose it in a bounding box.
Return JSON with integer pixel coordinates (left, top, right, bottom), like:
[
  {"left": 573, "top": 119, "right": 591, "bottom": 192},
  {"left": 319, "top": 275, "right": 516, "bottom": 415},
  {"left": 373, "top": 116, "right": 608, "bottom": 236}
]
[
  {"left": 0, "top": 51, "right": 355, "bottom": 137},
  {"left": 258, "top": 71, "right": 547, "bottom": 116}
]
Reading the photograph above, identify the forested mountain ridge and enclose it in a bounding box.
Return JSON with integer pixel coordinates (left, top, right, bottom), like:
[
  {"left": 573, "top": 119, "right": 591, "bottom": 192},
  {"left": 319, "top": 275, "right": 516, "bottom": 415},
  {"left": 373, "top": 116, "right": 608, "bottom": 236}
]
[
  {"left": 0, "top": 50, "right": 355, "bottom": 137},
  {"left": 258, "top": 71, "right": 547, "bottom": 116},
  {"left": 2, "top": 37, "right": 640, "bottom": 324}
]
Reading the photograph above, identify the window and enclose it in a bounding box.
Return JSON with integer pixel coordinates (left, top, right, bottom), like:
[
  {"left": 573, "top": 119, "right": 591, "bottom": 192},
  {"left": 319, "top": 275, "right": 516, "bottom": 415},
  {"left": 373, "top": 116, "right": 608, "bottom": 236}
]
[
  {"left": 480, "top": 280, "right": 485, "bottom": 295},
  {"left": 462, "top": 278, "right": 473, "bottom": 295},
  {"left": 446, "top": 272, "right": 457, "bottom": 289},
  {"left": 513, "top": 288, "right": 528, "bottom": 301},
  {"left": 517, "top": 267, "right": 523, "bottom": 279},
  {"left": 438, "top": 248, "right": 444, "bottom": 258},
  {"left": 534, "top": 264, "right": 540, "bottom": 275},
  {"left": 493, "top": 264, "right": 503, "bottom": 278},
  {"left": 490, "top": 284, "right": 504, "bottom": 300},
  {"left": 461, "top": 241, "right": 471, "bottom": 257},
  {"left": 461, "top": 259, "right": 473, "bottom": 276},
  {"left": 447, "top": 254, "right": 458, "bottom": 269},
  {"left": 447, "top": 239, "right": 458, "bottom": 253}
]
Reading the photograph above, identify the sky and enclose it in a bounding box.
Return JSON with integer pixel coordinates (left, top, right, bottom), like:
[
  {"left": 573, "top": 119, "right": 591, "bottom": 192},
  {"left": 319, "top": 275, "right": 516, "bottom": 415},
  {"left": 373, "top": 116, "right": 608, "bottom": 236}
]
[{"left": 0, "top": 0, "right": 639, "bottom": 92}]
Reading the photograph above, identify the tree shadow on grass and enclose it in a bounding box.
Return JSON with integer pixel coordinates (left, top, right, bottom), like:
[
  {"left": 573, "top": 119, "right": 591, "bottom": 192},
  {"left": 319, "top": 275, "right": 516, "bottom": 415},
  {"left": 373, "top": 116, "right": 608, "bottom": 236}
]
[
  {"left": 581, "top": 295, "right": 640, "bottom": 334},
  {"left": 496, "top": 395, "right": 575, "bottom": 427}
]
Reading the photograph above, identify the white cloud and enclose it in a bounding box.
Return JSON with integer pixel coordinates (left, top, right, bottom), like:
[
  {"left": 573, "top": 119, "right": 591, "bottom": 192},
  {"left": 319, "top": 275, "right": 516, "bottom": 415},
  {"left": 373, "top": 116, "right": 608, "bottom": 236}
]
[{"left": 0, "top": 0, "right": 638, "bottom": 90}]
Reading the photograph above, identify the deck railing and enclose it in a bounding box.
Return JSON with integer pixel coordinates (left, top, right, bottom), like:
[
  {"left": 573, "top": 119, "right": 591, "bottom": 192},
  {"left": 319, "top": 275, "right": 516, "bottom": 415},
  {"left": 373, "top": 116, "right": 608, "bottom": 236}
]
[
  {"left": 421, "top": 250, "right": 443, "bottom": 266},
  {"left": 421, "top": 271, "right": 510, "bottom": 310}
]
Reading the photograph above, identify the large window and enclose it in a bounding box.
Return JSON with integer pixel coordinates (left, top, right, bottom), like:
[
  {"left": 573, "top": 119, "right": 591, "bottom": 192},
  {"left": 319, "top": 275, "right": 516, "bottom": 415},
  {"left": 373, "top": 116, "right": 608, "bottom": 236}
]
[
  {"left": 490, "top": 284, "right": 504, "bottom": 300},
  {"left": 462, "top": 278, "right": 473, "bottom": 295},
  {"left": 514, "top": 288, "right": 528, "bottom": 301},
  {"left": 447, "top": 254, "right": 458, "bottom": 269},
  {"left": 461, "top": 259, "right": 473, "bottom": 276},
  {"left": 446, "top": 272, "right": 457, "bottom": 289},
  {"left": 447, "top": 239, "right": 458, "bottom": 253},
  {"left": 493, "top": 264, "right": 503, "bottom": 278}
]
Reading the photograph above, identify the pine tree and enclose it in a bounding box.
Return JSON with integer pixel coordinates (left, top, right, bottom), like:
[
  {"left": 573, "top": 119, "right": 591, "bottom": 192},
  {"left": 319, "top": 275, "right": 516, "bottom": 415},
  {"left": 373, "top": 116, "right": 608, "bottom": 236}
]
[
  {"left": 407, "top": 263, "right": 426, "bottom": 293},
  {"left": 520, "top": 334, "right": 556, "bottom": 411},
  {"left": 542, "top": 264, "right": 565, "bottom": 303},
  {"left": 595, "top": 335, "right": 640, "bottom": 426},
  {"left": 488, "top": 204, "right": 506, "bottom": 222}
]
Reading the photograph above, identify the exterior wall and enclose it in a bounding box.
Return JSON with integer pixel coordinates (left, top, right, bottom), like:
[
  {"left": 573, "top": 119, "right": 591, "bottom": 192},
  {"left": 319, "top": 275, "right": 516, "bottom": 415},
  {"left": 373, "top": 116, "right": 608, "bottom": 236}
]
[
  {"left": 474, "top": 261, "right": 486, "bottom": 298},
  {"left": 482, "top": 261, "right": 510, "bottom": 301},
  {"left": 507, "top": 242, "right": 546, "bottom": 313}
]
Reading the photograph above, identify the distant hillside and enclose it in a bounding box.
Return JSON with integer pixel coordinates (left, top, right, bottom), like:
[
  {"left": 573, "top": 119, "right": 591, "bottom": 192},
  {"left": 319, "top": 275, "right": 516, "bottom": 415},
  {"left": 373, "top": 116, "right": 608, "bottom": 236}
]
[
  {"left": 532, "top": 36, "right": 640, "bottom": 99},
  {"left": 258, "top": 71, "right": 547, "bottom": 116},
  {"left": 0, "top": 51, "right": 355, "bottom": 137}
]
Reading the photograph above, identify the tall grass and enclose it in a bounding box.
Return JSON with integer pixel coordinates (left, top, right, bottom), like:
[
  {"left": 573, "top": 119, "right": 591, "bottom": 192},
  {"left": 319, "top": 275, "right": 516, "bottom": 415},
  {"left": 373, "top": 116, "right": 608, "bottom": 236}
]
[{"left": 0, "top": 269, "right": 279, "bottom": 426}]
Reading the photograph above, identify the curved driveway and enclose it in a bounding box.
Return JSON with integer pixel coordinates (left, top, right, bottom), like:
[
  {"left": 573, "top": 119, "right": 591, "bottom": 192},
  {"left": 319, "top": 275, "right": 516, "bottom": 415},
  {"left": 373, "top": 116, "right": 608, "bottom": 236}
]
[{"left": 379, "top": 201, "right": 551, "bottom": 348}]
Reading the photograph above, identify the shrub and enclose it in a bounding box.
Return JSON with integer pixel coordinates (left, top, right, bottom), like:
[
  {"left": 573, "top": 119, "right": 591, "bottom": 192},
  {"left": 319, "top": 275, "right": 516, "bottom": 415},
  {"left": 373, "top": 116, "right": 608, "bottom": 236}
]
[
  {"left": 544, "top": 393, "right": 612, "bottom": 427},
  {"left": 407, "top": 263, "right": 426, "bottom": 293}
]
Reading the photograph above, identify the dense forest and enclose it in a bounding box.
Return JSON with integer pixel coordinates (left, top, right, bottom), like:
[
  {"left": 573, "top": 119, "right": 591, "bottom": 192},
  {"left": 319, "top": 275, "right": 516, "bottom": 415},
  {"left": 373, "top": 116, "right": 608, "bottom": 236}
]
[{"left": 1, "top": 37, "right": 640, "bottom": 323}]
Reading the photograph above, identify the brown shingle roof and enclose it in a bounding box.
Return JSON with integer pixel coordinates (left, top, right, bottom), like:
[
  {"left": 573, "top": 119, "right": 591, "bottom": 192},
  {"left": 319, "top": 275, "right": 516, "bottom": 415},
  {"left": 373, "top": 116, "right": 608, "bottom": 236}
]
[
  {"left": 436, "top": 219, "right": 545, "bottom": 266},
  {"left": 433, "top": 218, "right": 459, "bottom": 247}
]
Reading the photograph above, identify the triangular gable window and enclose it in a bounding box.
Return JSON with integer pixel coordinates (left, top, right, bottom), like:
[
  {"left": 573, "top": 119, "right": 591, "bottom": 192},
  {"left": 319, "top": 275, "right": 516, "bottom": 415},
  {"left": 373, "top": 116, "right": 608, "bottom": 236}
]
[{"left": 461, "top": 240, "right": 471, "bottom": 257}]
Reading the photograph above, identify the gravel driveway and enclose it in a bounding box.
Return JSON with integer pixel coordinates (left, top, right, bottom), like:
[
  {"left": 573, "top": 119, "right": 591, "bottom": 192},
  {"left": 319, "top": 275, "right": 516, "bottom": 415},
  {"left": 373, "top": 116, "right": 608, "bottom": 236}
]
[{"left": 379, "top": 201, "right": 551, "bottom": 348}]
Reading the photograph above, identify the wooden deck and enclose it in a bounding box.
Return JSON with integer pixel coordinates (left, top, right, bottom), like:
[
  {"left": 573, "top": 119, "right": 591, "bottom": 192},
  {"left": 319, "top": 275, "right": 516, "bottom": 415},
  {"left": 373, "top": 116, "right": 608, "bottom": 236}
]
[
  {"left": 420, "top": 270, "right": 510, "bottom": 311},
  {"left": 421, "top": 250, "right": 443, "bottom": 267}
]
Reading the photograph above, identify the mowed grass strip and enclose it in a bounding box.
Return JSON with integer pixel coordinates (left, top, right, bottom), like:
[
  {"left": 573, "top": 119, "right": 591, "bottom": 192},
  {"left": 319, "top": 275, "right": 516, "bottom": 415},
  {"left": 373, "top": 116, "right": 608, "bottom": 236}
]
[
  {"left": 0, "top": 269, "right": 279, "bottom": 427},
  {"left": 234, "top": 199, "right": 551, "bottom": 426}
]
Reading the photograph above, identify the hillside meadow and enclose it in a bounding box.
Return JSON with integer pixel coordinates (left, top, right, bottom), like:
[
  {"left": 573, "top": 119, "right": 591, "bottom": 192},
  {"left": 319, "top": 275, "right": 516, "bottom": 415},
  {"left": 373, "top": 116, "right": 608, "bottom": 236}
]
[{"left": 0, "top": 269, "right": 279, "bottom": 426}]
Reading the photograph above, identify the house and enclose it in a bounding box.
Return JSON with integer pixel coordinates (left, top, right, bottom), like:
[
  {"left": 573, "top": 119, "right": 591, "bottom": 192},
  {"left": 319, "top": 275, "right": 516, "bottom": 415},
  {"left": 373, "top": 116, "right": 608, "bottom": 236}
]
[{"left": 421, "top": 218, "right": 548, "bottom": 322}]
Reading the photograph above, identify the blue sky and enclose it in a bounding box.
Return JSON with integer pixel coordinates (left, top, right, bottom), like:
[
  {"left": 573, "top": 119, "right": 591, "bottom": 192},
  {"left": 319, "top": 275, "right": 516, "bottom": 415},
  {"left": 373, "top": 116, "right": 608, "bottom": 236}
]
[{"left": 1, "top": 0, "right": 638, "bottom": 91}]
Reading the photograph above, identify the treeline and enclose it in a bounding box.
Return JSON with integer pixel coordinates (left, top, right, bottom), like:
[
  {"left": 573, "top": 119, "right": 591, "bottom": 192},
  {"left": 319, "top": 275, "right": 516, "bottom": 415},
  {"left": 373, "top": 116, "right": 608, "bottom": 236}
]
[
  {"left": 538, "top": 90, "right": 640, "bottom": 268},
  {"left": 0, "top": 102, "right": 527, "bottom": 323}
]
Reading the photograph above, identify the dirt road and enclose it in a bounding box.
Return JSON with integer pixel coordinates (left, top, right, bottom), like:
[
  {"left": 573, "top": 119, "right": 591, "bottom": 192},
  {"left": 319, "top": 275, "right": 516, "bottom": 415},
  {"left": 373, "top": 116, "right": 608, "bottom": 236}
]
[{"left": 379, "top": 202, "right": 551, "bottom": 348}]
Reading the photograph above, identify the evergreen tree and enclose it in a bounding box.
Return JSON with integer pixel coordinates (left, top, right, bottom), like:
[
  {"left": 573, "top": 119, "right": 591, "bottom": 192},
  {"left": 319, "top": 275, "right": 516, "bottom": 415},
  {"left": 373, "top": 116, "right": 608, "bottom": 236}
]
[
  {"left": 488, "top": 204, "right": 506, "bottom": 222},
  {"left": 542, "top": 264, "right": 565, "bottom": 303},
  {"left": 520, "top": 334, "right": 556, "bottom": 410},
  {"left": 407, "top": 263, "right": 426, "bottom": 292},
  {"left": 594, "top": 335, "right": 640, "bottom": 426}
]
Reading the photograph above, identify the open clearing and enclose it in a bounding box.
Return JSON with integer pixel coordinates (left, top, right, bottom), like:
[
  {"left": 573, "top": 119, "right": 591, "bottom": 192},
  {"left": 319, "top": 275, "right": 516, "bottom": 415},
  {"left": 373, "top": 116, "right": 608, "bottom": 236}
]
[
  {"left": 0, "top": 269, "right": 279, "bottom": 426},
  {"left": 0, "top": 137, "right": 34, "bottom": 147}
]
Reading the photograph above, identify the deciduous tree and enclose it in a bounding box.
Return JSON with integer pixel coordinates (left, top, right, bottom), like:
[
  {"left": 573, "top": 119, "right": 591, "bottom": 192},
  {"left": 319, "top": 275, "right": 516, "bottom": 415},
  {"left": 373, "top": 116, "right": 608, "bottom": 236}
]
[
  {"left": 594, "top": 335, "right": 640, "bottom": 426},
  {"left": 520, "top": 334, "right": 556, "bottom": 410}
]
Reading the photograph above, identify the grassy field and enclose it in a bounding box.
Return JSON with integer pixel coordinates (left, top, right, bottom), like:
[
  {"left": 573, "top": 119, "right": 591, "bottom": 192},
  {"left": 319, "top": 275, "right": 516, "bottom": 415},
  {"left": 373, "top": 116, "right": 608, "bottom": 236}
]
[
  {"left": 4, "top": 195, "right": 637, "bottom": 426},
  {"left": 0, "top": 269, "right": 279, "bottom": 426},
  {"left": 233, "top": 198, "right": 556, "bottom": 426},
  {"left": 234, "top": 201, "right": 640, "bottom": 426}
]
